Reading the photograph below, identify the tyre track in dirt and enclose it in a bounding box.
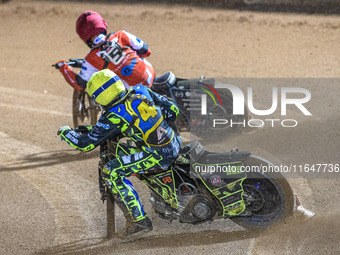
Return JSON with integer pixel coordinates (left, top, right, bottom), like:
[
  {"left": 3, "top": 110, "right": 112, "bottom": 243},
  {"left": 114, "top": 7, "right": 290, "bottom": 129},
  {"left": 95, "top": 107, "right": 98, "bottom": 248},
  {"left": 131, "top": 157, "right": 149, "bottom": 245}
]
[
  {"left": 0, "top": 86, "right": 71, "bottom": 117},
  {"left": 0, "top": 132, "right": 105, "bottom": 254}
]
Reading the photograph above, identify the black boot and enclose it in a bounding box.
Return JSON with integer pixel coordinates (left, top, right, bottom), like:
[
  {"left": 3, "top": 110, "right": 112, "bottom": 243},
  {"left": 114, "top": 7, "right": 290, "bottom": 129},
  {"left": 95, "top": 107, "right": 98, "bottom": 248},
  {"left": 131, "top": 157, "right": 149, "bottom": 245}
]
[
  {"left": 108, "top": 191, "right": 153, "bottom": 238},
  {"left": 121, "top": 216, "right": 153, "bottom": 238}
]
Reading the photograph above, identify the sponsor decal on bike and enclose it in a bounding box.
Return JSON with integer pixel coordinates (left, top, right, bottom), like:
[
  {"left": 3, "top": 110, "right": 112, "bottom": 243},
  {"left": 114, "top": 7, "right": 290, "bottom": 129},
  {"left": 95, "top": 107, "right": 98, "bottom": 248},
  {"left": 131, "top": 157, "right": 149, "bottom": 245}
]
[
  {"left": 210, "top": 176, "right": 222, "bottom": 186},
  {"left": 156, "top": 172, "right": 172, "bottom": 180},
  {"left": 133, "top": 152, "right": 144, "bottom": 161},
  {"left": 222, "top": 191, "right": 232, "bottom": 196},
  {"left": 103, "top": 168, "right": 111, "bottom": 175},
  {"left": 226, "top": 202, "right": 244, "bottom": 214},
  {"left": 121, "top": 154, "right": 132, "bottom": 164},
  {"left": 227, "top": 181, "right": 237, "bottom": 191},
  {"left": 212, "top": 190, "right": 221, "bottom": 196},
  {"left": 175, "top": 91, "right": 184, "bottom": 97},
  {"left": 162, "top": 176, "right": 173, "bottom": 184},
  {"left": 176, "top": 155, "right": 190, "bottom": 164},
  {"left": 195, "top": 143, "right": 204, "bottom": 155}
]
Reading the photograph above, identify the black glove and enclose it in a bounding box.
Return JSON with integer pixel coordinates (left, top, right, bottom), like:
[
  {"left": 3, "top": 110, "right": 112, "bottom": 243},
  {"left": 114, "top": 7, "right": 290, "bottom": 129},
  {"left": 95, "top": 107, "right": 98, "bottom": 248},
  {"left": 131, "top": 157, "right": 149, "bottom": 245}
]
[
  {"left": 74, "top": 125, "right": 93, "bottom": 134},
  {"left": 68, "top": 59, "right": 85, "bottom": 68}
]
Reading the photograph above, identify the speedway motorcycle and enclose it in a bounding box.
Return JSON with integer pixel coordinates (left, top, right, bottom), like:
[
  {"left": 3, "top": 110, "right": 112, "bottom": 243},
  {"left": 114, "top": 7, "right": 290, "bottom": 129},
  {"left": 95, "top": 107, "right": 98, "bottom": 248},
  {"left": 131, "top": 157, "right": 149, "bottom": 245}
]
[
  {"left": 53, "top": 59, "right": 247, "bottom": 136},
  {"left": 93, "top": 135, "right": 295, "bottom": 238}
]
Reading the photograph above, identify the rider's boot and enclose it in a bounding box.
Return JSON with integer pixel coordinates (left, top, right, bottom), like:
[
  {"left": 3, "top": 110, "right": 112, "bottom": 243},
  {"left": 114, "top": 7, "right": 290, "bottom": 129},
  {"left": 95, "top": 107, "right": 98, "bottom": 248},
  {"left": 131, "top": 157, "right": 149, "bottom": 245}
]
[
  {"left": 110, "top": 191, "right": 153, "bottom": 238},
  {"left": 122, "top": 216, "right": 153, "bottom": 237}
]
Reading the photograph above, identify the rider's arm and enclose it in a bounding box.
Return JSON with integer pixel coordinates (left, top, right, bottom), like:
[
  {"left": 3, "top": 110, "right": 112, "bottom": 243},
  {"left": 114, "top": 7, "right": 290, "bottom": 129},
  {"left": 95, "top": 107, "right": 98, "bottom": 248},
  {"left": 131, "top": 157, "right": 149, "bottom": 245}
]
[
  {"left": 76, "top": 50, "right": 104, "bottom": 85},
  {"left": 58, "top": 50, "right": 103, "bottom": 91},
  {"left": 119, "top": 30, "right": 151, "bottom": 58},
  {"left": 58, "top": 62, "right": 86, "bottom": 91},
  {"left": 148, "top": 89, "right": 179, "bottom": 120},
  {"left": 58, "top": 113, "right": 127, "bottom": 152}
]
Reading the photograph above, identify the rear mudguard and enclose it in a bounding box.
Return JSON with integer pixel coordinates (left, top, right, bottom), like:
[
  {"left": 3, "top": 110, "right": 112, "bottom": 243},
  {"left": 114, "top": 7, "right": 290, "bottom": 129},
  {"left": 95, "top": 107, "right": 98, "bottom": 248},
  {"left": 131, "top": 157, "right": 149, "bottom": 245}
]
[
  {"left": 141, "top": 161, "right": 249, "bottom": 217},
  {"left": 191, "top": 160, "right": 247, "bottom": 217}
]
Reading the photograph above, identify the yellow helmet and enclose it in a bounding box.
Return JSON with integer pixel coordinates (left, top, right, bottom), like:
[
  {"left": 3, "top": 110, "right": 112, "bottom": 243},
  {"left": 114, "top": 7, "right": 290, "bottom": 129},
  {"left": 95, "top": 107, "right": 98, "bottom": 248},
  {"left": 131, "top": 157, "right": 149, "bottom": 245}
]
[{"left": 87, "top": 69, "right": 126, "bottom": 106}]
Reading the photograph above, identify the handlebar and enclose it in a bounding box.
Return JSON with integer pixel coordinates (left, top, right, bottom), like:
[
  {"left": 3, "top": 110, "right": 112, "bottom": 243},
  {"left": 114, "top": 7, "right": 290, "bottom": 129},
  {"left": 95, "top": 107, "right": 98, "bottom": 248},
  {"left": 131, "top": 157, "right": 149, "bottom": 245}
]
[{"left": 52, "top": 58, "right": 85, "bottom": 69}]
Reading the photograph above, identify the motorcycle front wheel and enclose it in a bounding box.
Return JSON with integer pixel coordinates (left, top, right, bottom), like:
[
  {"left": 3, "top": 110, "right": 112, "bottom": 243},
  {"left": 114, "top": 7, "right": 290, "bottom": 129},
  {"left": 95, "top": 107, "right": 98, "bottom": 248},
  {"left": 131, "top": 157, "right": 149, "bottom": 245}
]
[
  {"left": 230, "top": 155, "right": 295, "bottom": 229},
  {"left": 106, "top": 191, "right": 116, "bottom": 238},
  {"left": 72, "top": 90, "right": 100, "bottom": 128}
]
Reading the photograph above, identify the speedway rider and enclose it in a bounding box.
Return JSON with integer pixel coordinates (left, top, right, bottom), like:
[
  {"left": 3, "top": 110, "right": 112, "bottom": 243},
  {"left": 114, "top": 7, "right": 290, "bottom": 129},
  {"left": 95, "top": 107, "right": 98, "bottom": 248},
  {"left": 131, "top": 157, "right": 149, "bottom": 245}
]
[
  {"left": 57, "top": 69, "right": 181, "bottom": 237},
  {"left": 56, "top": 10, "right": 155, "bottom": 91}
]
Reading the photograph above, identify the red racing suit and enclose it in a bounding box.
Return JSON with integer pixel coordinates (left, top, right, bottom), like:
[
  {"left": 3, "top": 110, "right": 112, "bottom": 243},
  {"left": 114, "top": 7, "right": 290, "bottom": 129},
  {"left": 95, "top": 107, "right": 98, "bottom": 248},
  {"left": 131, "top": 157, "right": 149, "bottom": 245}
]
[{"left": 59, "top": 30, "right": 155, "bottom": 91}]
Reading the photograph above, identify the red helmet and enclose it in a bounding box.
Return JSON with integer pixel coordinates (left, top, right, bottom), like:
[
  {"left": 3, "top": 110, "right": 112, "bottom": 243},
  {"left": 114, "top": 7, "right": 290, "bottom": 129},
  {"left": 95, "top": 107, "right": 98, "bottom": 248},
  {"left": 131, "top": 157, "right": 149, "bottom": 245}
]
[{"left": 76, "top": 11, "right": 108, "bottom": 41}]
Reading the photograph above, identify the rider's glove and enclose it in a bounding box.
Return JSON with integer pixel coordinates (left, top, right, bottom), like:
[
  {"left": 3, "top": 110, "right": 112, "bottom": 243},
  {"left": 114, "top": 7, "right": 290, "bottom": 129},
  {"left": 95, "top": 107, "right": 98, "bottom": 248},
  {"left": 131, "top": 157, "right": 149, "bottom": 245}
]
[
  {"left": 163, "top": 105, "right": 179, "bottom": 121},
  {"left": 55, "top": 60, "right": 67, "bottom": 69},
  {"left": 56, "top": 61, "right": 72, "bottom": 75},
  {"left": 74, "top": 125, "right": 93, "bottom": 134},
  {"left": 57, "top": 126, "right": 72, "bottom": 136}
]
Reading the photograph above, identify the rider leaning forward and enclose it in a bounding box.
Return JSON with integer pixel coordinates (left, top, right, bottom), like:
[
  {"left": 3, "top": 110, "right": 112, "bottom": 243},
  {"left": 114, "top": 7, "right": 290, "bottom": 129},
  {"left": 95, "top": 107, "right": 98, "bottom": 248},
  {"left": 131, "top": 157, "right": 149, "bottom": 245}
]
[
  {"left": 57, "top": 69, "right": 181, "bottom": 237},
  {"left": 56, "top": 10, "right": 155, "bottom": 91}
]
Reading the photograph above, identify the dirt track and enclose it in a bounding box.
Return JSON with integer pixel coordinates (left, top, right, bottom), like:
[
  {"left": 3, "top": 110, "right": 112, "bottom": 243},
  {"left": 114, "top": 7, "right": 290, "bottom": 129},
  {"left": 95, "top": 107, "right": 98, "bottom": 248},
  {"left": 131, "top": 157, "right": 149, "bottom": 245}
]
[{"left": 0, "top": 1, "right": 340, "bottom": 254}]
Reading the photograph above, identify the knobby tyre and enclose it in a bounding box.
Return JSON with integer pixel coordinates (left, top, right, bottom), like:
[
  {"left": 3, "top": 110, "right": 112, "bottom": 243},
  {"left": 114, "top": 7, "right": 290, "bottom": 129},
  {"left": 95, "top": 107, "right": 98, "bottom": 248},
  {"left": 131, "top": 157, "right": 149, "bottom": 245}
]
[
  {"left": 72, "top": 90, "right": 100, "bottom": 128},
  {"left": 106, "top": 191, "right": 116, "bottom": 238},
  {"left": 230, "top": 155, "right": 295, "bottom": 229}
]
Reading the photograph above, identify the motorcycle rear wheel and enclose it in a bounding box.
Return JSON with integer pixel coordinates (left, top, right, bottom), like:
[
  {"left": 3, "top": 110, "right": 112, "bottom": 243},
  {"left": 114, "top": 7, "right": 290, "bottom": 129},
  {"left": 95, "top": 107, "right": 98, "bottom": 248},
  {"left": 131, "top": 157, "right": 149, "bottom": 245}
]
[
  {"left": 230, "top": 155, "right": 295, "bottom": 229},
  {"left": 72, "top": 90, "right": 100, "bottom": 128}
]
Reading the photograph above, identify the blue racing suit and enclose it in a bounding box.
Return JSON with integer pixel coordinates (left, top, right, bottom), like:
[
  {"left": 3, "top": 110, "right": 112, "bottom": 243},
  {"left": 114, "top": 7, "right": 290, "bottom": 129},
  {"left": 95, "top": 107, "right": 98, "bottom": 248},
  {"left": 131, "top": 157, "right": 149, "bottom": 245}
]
[{"left": 59, "top": 85, "right": 181, "bottom": 222}]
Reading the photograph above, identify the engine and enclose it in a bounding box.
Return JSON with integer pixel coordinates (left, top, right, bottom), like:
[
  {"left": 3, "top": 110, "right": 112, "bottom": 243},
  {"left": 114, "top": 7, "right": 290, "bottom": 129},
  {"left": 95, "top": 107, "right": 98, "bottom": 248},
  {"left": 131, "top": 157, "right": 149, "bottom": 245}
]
[
  {"left": 149, "top": 183, "right": 216, "bottom": 224},
  {"left": 179, "top": 194, "right": 216, "bottom": 224}
]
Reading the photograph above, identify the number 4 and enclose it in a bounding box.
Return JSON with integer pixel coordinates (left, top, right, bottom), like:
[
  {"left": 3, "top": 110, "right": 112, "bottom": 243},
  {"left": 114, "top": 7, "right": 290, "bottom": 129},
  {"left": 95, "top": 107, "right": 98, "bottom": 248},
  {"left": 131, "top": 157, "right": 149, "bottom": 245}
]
[{"left": 137, "top": 101, "right": 157, "bottom": 121}]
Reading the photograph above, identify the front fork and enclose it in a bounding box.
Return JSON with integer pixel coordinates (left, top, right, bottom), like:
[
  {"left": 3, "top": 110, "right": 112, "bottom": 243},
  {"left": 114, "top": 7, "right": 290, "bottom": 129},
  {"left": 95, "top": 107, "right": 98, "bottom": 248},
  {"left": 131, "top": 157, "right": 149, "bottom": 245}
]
[
  {"left": 98, "top": 142, "right": 108, "bottom": 203},
  {"left": 98, "top": 139, "right": 119, "bottom": 203},
  {"left": 98, "top": 140, "right": 119, "bottom": 238}
]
